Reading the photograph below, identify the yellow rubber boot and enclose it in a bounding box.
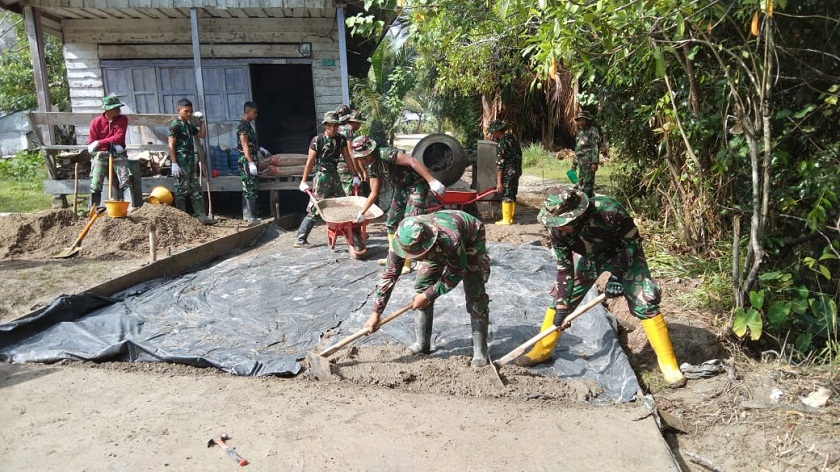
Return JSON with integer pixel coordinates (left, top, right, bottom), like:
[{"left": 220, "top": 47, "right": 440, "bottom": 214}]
[
  {"left": 377, "top": 233, "right": 395, "bottom": 266},
  {"left": 495, "top": 201, "right": 512, "bottom": 225},
  {"left": 511, "top": 308, "right": 560, "bottom": 366},
  {"left": 508, "top": 201, "right": 516, "bottom": 224},
  {"left": 401, "top": 258, "right": 412, "bottom": 275},
  {"left": 640, "top": 314, "right": 687, "bottom": 388}
]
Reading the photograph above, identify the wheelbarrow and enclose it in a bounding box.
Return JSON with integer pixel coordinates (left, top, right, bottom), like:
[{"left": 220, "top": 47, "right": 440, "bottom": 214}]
[
  {"left": 316, "top": 195, "right": 384, "bottom": 259},
  {"left": 426, "top": 186, "right": 497, "bottom": 213}
]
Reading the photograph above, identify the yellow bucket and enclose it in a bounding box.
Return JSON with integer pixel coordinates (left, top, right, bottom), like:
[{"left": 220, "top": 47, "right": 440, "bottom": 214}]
[
  {"left": 148, "top": 186, "right": 173, "bottom": 205},
  {"left": 104, "top": 200, "right": 130, "bottom": 218}
]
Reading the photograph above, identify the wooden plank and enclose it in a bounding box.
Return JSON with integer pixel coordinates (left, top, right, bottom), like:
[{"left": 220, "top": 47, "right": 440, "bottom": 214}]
[
  {"left": 86, "top": 222, "right": 268, "bottom": 298},
  {"left": 44, "top": 176, "right": 303, "bottom": 194},
  {"left": 29, "top": 112, "right": 174, "bottom": 127},
  {"left": 44, "top": 7, "right": 86, "bottom": 19},
  {"left": 243, "top": 7, "right": 266, "bottom": 17},
  {"left": 121, "top": 7, "right": 156, "bottom": 18},
  {"left": 98, "top": 43, "right": 302, "bottom": 60},
  {"left": 24, "top": 6, "right": 56, "bottom": 169}
]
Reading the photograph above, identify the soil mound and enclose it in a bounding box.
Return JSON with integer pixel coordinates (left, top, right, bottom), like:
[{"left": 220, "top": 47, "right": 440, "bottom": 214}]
[{"left": 0, "top": 205, "right": 225, "bottom": 260}]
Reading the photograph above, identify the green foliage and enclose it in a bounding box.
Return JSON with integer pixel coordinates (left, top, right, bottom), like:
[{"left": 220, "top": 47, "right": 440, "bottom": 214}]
[
  {"left": 732, "top": 266, "right": 839, "bottom": 358},
  {"left": 0, "top": 150, "right": 45, "bottom": 180},
  {"left": 521, "top": 143, "right": 546, "bottom": 168},
  {"left": 0, "top": 14, "right": 69, "bottom": 112}
]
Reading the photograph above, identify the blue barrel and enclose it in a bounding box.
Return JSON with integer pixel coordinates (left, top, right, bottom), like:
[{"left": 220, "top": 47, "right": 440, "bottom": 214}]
[
  {"left": 229, "top": 149, "right": 242, "bottom": 174},
  {"left": 209, "top": 146, "right": 228, "bottom": 176}
]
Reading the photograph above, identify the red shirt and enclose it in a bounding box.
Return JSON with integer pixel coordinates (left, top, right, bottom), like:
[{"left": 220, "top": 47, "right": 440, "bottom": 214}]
[{"left": 88, "top": 114, "right": 128, "bottom": 151}]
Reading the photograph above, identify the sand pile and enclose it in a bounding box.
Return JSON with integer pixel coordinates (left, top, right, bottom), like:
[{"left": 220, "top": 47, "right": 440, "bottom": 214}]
[{"left": 0, "top": 205, "right": 226, "bottom": 260}]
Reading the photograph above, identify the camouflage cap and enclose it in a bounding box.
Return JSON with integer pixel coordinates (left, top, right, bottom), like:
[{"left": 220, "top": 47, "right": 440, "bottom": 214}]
[
  {"left": 538, "top": 186, "right": 590, "bottom": 227},
  {"left": 574, "top": 110, "right": 594, "bottom": 122},
  {"left": 348, "top": 112, "right": 365, "bottom": 123},
  {"left": 392, "top": 215, "right": 438, "bottom": 259},
  {"left": 336, "top": 104, "right": 352, "bottom": 124},
  {"left": 322, "top": 111, "right": 341, "bottom": 125},
  {"left": 352, "top": 136, "right": 377, "bottom": 159},
  {"left": 101, "top": 94, "right": 126, "bottom": 111},
  {"left": 487, "top": 119, "right": 507, "bottom": 134}
]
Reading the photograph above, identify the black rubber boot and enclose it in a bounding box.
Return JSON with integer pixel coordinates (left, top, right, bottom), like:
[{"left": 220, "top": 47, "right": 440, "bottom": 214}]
[
  {"left": 352, "top": 228, "right": 365, "bottom": 252},
  {"left": 191, "top": 195, "right": 216, "bottom": 225},
  {"left": 246, "top": 197, "right": 258, "bottom": 225},
  {"left": 174, "top": 197, "right": 187, "bottom": 213},
  {"left": 470, "top": 316, "right": 489, "bottom": 367},
  {"left": 89, "top": 191, "right": 101, "bottom": 210},
  {"left": 294, "top": 216, "right": 316, "bottom": 247},
  {"left": 408, "top": 306, "right": 434, "bottom": 354},
  {"left": 241, "top": 196, "right": 258, "bottom": 225}
]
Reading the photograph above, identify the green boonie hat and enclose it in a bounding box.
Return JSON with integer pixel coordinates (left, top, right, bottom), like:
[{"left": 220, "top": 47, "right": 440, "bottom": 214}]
[
  {"left": 348, "top": 112, "right": 365, "bottom": 123},
  {"left": 101, "top": 94, "right": 126, "bottom": 111},
  {"left": 392, "top": 216, "right": 438, "bottom": 259},
  {"left": 538, "top": 186, "right": 590, "bottom": 227},
  {"left": 352, "top": 136, "right": 377, "bottom": 159},
  {"left": 574, "top": 110, "right": 594, "bottom": 122},
  {"left": 487, "top": 119, "right": 507, "bottom": 134},
  {"left": 322, "top": 111, "right": 341, "bottom": 125}
]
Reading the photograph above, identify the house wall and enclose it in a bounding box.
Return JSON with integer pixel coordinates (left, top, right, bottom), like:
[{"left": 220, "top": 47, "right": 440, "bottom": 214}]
[{"left": 62, "top": 15, "right": 344, "bottom": 137}]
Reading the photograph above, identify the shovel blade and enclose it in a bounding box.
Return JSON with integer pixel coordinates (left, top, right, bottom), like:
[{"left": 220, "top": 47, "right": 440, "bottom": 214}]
[
  {"left": 51, "top": 245, "right": 80, "bottom": 259},
  {"left": 305, "top": 351, "right": 333, "bottom": 381}
]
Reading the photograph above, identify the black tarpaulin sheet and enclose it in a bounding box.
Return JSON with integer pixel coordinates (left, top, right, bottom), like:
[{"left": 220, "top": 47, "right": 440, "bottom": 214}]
[{"left": 0, "top": 231, "right": 641, "bottom": 402}]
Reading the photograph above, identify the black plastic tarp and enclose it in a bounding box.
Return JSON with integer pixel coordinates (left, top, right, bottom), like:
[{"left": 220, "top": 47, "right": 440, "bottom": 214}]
[{"left": 0, "top": 228, "right": 641, "bottom": 401}]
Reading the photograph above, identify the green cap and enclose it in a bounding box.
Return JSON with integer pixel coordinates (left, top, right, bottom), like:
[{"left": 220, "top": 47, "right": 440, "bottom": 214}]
[
  {"left": 101, "top": 94, "right": 126, "bottom": 111},
  {"left": 322, "top": 111, "right": 341, "bottom": 125},
  {"left": 352, "top": 136, "right": 377, "bottom": 159},
  {"left": 391, "top": 216, "right": 438, "bottom": 259},
  {"left": 487, "top": 119, "right": 507, "bottom": 134},
  {"left": 574, "top": 110, "right": 594, "bottom": 122},
  {"left": 538, "top": 186, "right": 590, "bottom": 227}
]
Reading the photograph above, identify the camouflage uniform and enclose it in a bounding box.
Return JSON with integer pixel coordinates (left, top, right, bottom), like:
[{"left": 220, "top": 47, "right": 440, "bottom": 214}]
[
  {"left": 236, "top": 119, "right": 259, "bottom": 200},
  {"left": 168, "top": 118, "right": 202, "bottom": 200},
  {"left": 573, "top": 126, "right": 602, "bottom": 197},
  {"left": 306, "top": 133, "right": 349, "bottom": 217},
  {"left": 549, "top": 195, "right": 660, "bottom": 319},
  {"left": 495, "top": 133, "right": 522, "bottom": 202},
  {"left": 368, "top": 147, "right": 429, "bottom": 235},
  {"left": 338, "top": 124, "right": 356, "bottom": 196},
  {"left": 90, "top": 151, "right": 131, "bottom": 195},
  {"left": 373, "top": 210, "right": 490, "bottom": 322}
]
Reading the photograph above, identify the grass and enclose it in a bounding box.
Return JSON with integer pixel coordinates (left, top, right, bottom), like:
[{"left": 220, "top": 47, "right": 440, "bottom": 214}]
[
  {"left": 0, "top": 179, "right": 53, "bottom": 213},
  {"left": 521, "top": 143, "right": 617, "bottom": 194}
]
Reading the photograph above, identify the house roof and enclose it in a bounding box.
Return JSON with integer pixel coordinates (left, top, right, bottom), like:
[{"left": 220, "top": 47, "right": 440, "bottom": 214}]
[{"left": 0, "top": 0, "right": 395, "bottom": 78}]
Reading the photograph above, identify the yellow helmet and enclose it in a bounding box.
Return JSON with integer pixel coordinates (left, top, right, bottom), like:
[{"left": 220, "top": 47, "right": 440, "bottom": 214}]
[{"left": 148, "top": 186, "right": 173, "bottom": 205}]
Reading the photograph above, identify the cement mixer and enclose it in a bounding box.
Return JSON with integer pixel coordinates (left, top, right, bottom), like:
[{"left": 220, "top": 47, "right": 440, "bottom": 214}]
[{"left": 412, "top": 133, "right": 500, "bottom": 203}]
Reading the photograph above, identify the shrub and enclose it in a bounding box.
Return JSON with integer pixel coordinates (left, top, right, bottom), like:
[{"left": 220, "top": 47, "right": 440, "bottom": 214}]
[{"left": 0, "top": 150, "right": 46, "bottom": 181}]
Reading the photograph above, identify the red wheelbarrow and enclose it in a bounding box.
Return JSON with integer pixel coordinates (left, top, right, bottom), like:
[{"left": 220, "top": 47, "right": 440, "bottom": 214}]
[
  {"left": 427, "top": 186, "right": 497, "bottom": 213},
  {"left": 316, "top": 195, "right": 384, "bottom": 259}
]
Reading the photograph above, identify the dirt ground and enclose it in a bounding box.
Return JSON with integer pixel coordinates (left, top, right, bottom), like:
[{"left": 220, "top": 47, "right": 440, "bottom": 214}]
[{"left": 1, "top": 176, "right": 838, "bottom": 471}]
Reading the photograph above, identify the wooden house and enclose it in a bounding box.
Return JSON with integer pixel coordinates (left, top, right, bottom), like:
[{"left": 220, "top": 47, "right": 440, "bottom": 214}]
[{"left": 1, "top": 0, "right": 390, "bottom": 206}]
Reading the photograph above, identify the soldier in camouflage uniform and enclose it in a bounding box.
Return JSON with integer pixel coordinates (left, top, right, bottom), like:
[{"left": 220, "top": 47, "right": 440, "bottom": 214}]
[
  {"left": 167, "top": 98, "right": 214, "bottom": 225},
  {"left": 295, "top": 111, "right": 359, "bottom": 248},
  {"left": 363, "top": 210, "right": 491, "bottom": 368},
  {"left": 237, "top": 102, "right": 260, "bottom": 225},
  {"left": 512, "top": 186, "right": 687, "bottom": 387},
  {"left": 350, "top": 136, "right": 447, "bottom": 270},
  {"left": 87, "top": 94, "right": 131, "bottom": 209},
  {"left": 335, "top": 105, "right": 361, "bottom": 196},
  {"left": 487, "top": 119, "right": 522, "bottom": 224},
  {"left": 572, "top": 111, "right": 603, "bottom": 198}
]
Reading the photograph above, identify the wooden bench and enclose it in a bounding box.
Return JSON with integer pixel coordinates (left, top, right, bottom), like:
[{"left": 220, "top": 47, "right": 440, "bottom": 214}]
[{"left": 28, "top": 112, "right": 305, "bottom": 204}]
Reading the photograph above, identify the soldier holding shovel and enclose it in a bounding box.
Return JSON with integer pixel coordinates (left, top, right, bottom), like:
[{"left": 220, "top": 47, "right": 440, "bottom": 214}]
[
  {"left": 363, "top": 210, "right": 491, "bottom": 368},
  {"left": 512, "top": 186, "right": 687, "bottom": 388}
]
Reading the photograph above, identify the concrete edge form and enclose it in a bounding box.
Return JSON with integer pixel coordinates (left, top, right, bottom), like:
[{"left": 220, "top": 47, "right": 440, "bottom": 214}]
[{"left": 85, "top": 221, "right": 269, "bottom": 298}]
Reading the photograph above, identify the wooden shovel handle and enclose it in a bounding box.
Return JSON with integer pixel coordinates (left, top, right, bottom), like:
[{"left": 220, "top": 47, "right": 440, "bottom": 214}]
[
  {"left": 496, "top": 293, "right": 607, "bottom": 366},
  {"left": 319, "top": 302, "right": 414, "bottom": 358}
]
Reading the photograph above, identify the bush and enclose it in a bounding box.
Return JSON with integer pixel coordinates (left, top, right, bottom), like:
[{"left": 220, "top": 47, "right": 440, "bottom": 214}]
[
  {"left": 0, "top": 150, "right": 46, "bottom": 181},
  {"left": 522, "top": 143, "right": 547, "bottom": 168}
]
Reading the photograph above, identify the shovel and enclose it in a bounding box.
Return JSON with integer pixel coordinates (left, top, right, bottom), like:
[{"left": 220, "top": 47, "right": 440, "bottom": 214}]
[
  {"left": 494, "top": 293, "right": 607, "bottom": 367},
  {"left": 52, "top": 206, "right": 107, "bottom": 259},
  {"left": 306, "top": 302, "right": 414, "bottom": 380}
]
